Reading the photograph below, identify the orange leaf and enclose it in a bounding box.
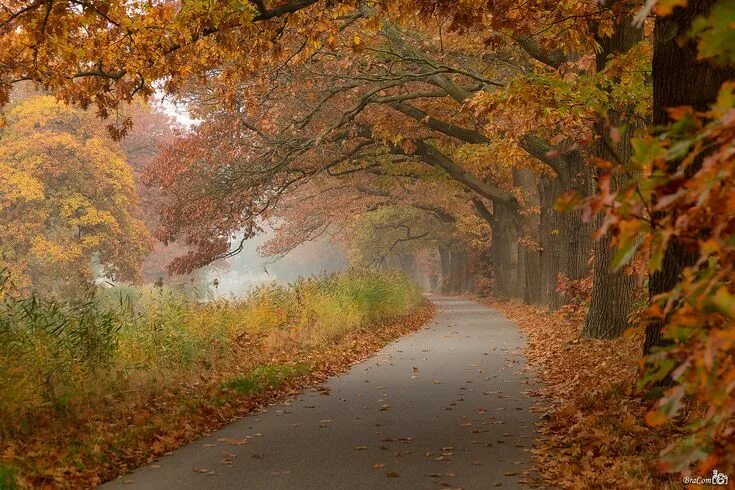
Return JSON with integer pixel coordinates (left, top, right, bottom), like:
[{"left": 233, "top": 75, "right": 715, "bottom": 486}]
[{"left": 644, "top": 410, "right": 668, "bottom": 427}]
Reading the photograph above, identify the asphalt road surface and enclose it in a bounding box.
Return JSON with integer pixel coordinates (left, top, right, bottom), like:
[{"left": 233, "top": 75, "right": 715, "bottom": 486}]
[{"left": 102, "top": 296, "right": 538, "bottom": 490}]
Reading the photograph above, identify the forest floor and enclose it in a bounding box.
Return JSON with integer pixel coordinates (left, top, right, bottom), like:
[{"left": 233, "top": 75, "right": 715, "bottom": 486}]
[
  {"left": 101, "top": 296, "right": 538, "bottom": 490},
  {"left": 485, "top": 299, "right": 680, "bottom": 489}
]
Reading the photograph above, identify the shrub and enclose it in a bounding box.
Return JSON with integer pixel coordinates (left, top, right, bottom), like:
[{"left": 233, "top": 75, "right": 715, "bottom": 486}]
[{"left": 0, "top": 269, "right": 423, "bottom": 436}]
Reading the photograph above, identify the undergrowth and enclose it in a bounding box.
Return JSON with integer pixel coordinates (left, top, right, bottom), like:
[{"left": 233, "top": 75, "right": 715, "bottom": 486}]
[
  {"left": 0, "top": 269, "right": 424, "bottom": 487},
  {"left": 221, "top": 363, "right": 311, "bottom": 395},
  {"left": 487, "top": 298, "right": 681, "bottom": 489},
  {"left": 0, "top": 464, "right": 16, "bottom": 490}
]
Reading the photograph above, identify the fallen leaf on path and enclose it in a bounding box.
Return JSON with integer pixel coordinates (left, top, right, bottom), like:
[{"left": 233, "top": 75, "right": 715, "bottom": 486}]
[{"left": 218, "top": 438, "right": 248, "bottom": 446}]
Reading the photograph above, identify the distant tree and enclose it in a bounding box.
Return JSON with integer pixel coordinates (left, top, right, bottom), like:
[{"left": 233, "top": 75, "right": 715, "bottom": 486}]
[
  {"left": 118, "top": 102, "right": 202, "bottom": 284},
  {"left": 0, "top": 96, "right": 151, "bottom": 293}
]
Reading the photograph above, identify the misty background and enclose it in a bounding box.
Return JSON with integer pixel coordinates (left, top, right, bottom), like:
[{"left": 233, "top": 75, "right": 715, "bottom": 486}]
[{"left": 204, "top": 231, "right": 348, "bottom": 298}]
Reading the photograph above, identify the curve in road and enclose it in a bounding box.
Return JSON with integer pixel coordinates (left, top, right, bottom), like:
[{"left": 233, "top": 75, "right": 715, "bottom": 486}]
[{"left": 103, "top": 296, "right": 538, "bottom": 490}]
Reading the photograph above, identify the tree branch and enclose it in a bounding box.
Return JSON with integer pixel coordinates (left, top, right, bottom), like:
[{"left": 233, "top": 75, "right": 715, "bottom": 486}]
[
  {"left": 387, "top": 101, "right": 490, "bottom": 144},
  {"left": 472, "top": 198, "right": 495, "bottom": 226},
  {"left": 518, "top": 133, "right": 566, "bottom": 175},
  {"left": 514, "top": 34, "right": 568, "bottom": 69},
  {"left": 407, "top": 140, "right": 518, "bottom": 208}
]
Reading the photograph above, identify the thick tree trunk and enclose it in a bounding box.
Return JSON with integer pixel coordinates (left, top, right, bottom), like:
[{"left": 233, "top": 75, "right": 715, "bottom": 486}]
[
  {"left": 445, "top": 247, "right": 471, "bottom": 293},
  {"left": 491, "top": 236, "right": 508, "bottom": 297},
  {"left": 462, "top": 251, "right": 477, "bottom": 292},
  {"left": 523, "top": 242, "right": 542, "bottom": 303},
  {"left": 584, "top": 205, "right": 638, "bottom": 337},
  {"left": 454, "top": 248, "right": 467, "bottom": 292},
  {"left": 645, "top": 0, "right": 735, "bottom": 353},
  {"left": 538, "top": 175, "right": 564, "bottom": 309},
  {"left": 519, "top": 135, "right": 593, "bottom": 307},
  {"left": 535, "top": 150, "right": 594, "bottom": 309},
  {"left": 516, "top": 239, "right": 528, "bottom": 300},
  {"left": 439, "top": 246, "right": 452, "bottom": 293},
  {"left": 492, "top": 205, "right": 520, "bottom": 298},
  {"left": 513, "top": 167, "right": 543, "bottom": 304},
  {"left": 583, "top": 9, "right": 642, "bottom": 339},
  {"left": 448, "top": 252, "right": 461, "bottom": 293},
  {"left": 558, "top": 151, "right": 594, "bottom": 282}
]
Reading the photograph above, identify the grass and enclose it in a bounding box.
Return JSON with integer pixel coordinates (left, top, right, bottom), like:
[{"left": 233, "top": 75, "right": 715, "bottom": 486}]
[
  {"left": 0, "top": 268, "right": 425, "bottom": 487},
  {"left": 222, "top": 363, "right": 311, "bottom": 395},
  {"left": 0, "top": 465, "right": 16, "bottom": 490}
]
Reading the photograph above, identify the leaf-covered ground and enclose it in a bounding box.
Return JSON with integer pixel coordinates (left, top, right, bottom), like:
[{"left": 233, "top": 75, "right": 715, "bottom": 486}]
[
  {"left": 485, "top": 299, "right": 681, "bottom": 490},
  {"left": 0, "top": 304, "right": 435, "bottom": 489},
  {"left": 98, "top": 296, "right": 537, "bottom": 490}
]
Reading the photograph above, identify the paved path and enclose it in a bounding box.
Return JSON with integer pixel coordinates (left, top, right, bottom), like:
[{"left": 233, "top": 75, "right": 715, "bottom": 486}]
[{"left": 103, "top": 296, "right": 538, "bottom": 489}]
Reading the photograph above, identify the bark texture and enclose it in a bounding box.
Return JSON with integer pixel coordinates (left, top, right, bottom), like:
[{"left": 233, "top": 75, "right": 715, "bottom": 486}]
[
  {"left": 538, "top": 175, "right": 565, "bottom": 309},
  {"left": 513, "top": 167, "right": 543, "bottom": 304},
  {"left": 439, "top": 246, "right": 452, "bottom": 293},
  {"left": 583, "top": 9, "right": 642, "bottom": 339},
  {"left": 558, "top": 150, "right": 594, "bottom": 282},
  {"left": 492, "top": 204, "right": 520, "bottom": 298},
  {"left": 645, "top": 0, "right": 735, "bottom": 353}
]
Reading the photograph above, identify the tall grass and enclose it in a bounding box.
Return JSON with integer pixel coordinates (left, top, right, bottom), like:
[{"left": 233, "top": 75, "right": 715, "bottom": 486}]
[{"left": 0, "top": 269, "right": 423, "bottom": 435}]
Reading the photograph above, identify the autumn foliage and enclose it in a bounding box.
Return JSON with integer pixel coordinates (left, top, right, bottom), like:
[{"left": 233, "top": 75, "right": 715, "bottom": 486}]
[
  {"left": 587, "top": 82, "right": 735, "bottom": 473},
  {"left": 0, "top": 95, "right": 151, "bottom": 294},
  {"left": 2, "top": 0, "right": 735, "bottom": 486},
  {"left": 0, "top": 269, "right": 427, "bottom": 487}
]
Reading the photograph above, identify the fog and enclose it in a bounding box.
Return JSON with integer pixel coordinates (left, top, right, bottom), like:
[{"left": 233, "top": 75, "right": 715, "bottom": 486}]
[
  {"left": 152, "top": 96, "right": 350, "bottom": 299},
  {"left": 205, "top": 231, "right": 348, "bottom": 298}
]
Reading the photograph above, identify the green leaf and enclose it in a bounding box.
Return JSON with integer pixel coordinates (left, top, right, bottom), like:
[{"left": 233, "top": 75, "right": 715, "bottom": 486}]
[
  {"left": 612, "top": 220, "right": 642, "bottom": 270},
  {"left": 691, "top": 1, "right": 735, "bottom": 66},
  {"left": 709, "top": 287, "right": 735, "bottom": 319},
  {"left": 648, "top": 229, "right": 672, "bottom": 272},
  {"left": 631, "top": 137, "right": 665, "bottom": 170}
]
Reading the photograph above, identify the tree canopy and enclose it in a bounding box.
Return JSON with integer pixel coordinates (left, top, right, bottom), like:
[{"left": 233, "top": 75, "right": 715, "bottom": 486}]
[
  {"left": 0, "top": 95, "right": 150, "bottom": 293},
  {"left": 2, "top": 0, "right": 735, "bottom": 478}
]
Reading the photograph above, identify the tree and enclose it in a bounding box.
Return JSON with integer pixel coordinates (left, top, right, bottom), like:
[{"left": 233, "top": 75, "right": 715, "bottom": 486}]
[
  {"left": 118, "top": 101, "right": 205, "bottom": 285},
  {"left": 0, "top": 0, "right": 354, "bottom": 135},
  {"left": 130, "top": 2, "right": 652, "bottom": 317},
  {"left": 2, "top": 1, "right": 643, "bottom": 316},
  {"left": 581, "top": 0, "right": 735, "bottom": 472},
  {"left": 582, "top": 4, "right": 645, "bottom": 339},
  {"left": 0, "top": 94, "right": 151, "bottom": 293},
  {"left": 141, "top": 11, "right": 521, "bottom": 277},
  {"left": 643, "top": 0, "right": 735, "bottom": 352}
]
